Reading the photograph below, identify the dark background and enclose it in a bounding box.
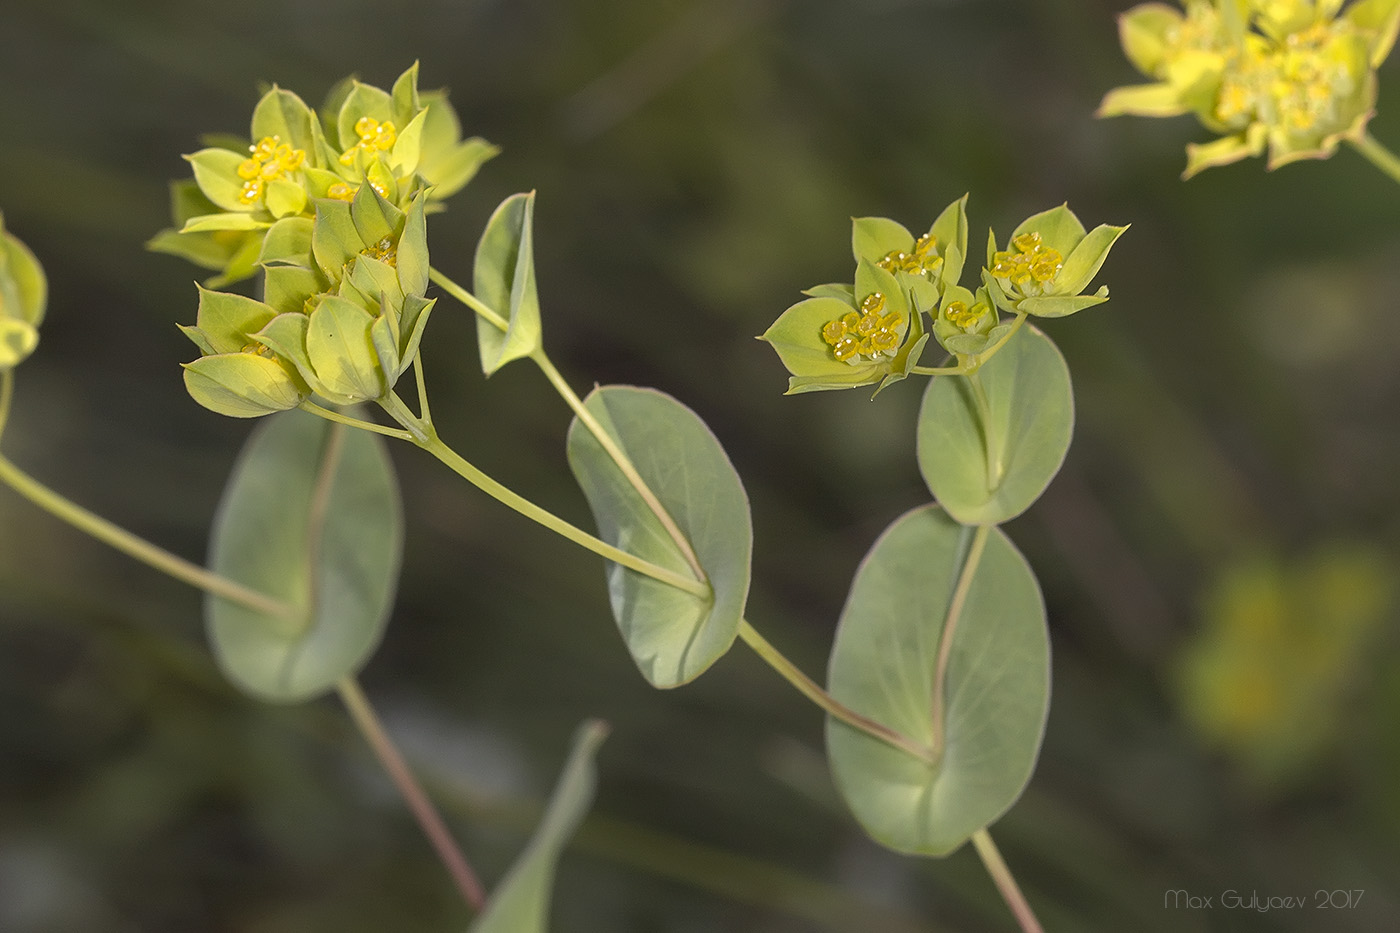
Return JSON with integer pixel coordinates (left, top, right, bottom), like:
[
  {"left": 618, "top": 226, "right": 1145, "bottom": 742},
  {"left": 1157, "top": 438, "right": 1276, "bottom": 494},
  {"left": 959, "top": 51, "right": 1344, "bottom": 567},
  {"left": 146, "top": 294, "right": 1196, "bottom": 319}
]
[{"left": 2, "top": 0, "right": 1399, "bottom": 930}]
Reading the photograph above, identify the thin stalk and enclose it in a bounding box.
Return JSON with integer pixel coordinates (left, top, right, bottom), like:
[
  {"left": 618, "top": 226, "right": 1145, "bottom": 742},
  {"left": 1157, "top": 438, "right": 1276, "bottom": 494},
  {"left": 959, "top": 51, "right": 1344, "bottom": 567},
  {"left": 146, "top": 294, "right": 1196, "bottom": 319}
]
[
  {"left": 909, "top": 364, "right": 965, "bottom": 376},
  {"left": 0, "top": 454, "right": 297, "bottom": 621},
  {"left": 300, "top": 401, "right": 414, "bottom": 441},
  {"left": 929, "top": 524, "right": 990, "bottom": 758},
  {"left": 377, "top": 393, "right": 709, "bottom": 598},
  {"left": 337, "top": 677, "right": 486, "bottom": 911},
  {"left": 966, "top": 373, "right": 1004, "bottom": 490},
  {"left": 531, "top": 350, "right": 706, "bottom": 582},
  {"left": 428, "top": 266, "right": 509, "bottom": 331},
  {"left": 0, "top": 370, "right": 14, "bottom": 442},
  {"left": 738, "top": 620, "right": 933, "bottom": 762},
  {"left": 1349, "top": 131, "right": 1400, "bottom": 186},
  {"left": 972, "top": 829, "right": 1044, "bottom": 933},
  {"left": 412, "top": 355, "right": 433, "bottom": 427}
]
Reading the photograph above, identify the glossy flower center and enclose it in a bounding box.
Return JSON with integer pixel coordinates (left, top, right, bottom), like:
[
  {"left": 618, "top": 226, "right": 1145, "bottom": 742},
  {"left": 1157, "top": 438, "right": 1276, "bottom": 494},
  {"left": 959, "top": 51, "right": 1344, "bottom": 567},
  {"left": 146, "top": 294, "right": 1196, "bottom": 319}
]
[
  {"left": 361, "top": 236, "right": 398, "bottom": 267},
  {"left": 821, "top": 292, "right": 903, "bottom": 363},
  {"left": 876, "top": 233, "right": 943, "bottom": 276},
  {"left": 236, "top": 136, "right": 306, "bottom": 205},
  {"left": 991, "top": 232, "right": 1063, "bottom": 295},
  {"left": 340, "top": 116, "right": 398, "bottom": 165},
  {"left": 326, "top": 180, "right": 389, "bottom": 202},
  {"left": 944, "top": 300, "right": 987, "bottom": 330}
]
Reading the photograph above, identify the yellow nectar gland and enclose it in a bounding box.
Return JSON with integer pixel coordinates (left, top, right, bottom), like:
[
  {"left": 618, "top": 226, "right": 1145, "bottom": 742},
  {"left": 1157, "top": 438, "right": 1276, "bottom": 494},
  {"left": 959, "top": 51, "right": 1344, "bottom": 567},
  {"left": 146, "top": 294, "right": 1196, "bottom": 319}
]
[
  {"left": 237, "top": 136, "right": 307, "bottom": 206},
  {"left": 944, "top": 300, "right": 986, "bottom": 330},
  {"left": 991, "top": 231, "right": 1063, "bottom": 296},
  {"left": 326, "top": 180, "right": 389, "bottom": 202},
  {"left": 340, "top": 116, "right": 398, "bottom": 166},
  {"left": 821, "top": 292, "right": 903, "bottom": 363},
  {"left": 876, "top": 233, "right": 943, "bottom": 277},
  {"left": 361, "top": 236, "right": 398, "bottom": 267}
]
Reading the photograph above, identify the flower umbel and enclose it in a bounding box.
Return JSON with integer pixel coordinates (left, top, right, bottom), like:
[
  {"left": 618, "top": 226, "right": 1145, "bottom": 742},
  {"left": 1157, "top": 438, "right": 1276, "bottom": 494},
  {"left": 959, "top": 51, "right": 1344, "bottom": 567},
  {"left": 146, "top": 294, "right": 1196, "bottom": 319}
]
[{"left": 1099, "top": 0, "right": 1400, "bottom": 176}]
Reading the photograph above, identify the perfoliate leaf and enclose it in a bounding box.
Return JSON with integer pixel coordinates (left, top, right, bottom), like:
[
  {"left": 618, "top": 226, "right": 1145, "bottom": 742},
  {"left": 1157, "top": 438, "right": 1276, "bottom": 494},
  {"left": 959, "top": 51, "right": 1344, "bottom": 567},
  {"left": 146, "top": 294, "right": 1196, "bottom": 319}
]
[
  {"left": 206, "top": 410, "right": 403, "bottom": 701},
  {"left": 826, "top": 506, "right": 1050, "bottom": 856},
  {"left": 566, "top": 387, "right": 751, "bottom": 688},
  {"left": 917, "top": 326, "right": 1073, "bottom": 525}
]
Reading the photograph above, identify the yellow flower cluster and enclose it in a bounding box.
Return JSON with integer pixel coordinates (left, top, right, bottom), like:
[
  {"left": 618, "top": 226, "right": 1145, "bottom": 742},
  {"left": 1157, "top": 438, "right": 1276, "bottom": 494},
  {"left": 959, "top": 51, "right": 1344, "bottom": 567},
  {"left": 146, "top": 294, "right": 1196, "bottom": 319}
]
[
  {"left": 875, "top": 234, "right": 943, "bottom": 277},
  {"left": 821, "top": 292, "right": 903, "bottom": 363},
  {"left": 236, "top": 136, "right": 307, "bottom": 205},
  {"left": 990, "top": 232, "right": 1063, "bottom": 296}
]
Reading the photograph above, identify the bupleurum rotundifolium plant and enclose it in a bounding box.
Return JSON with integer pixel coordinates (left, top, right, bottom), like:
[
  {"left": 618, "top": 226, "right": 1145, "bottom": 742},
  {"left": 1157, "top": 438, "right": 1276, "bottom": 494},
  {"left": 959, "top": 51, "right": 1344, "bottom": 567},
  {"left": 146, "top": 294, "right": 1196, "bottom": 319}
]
[
  {"left": 1099, "top": 0, "right": 1400, "bottom": 177},
  {"left": 0, "top": 58, "right": 1133, "bottom": 933}
]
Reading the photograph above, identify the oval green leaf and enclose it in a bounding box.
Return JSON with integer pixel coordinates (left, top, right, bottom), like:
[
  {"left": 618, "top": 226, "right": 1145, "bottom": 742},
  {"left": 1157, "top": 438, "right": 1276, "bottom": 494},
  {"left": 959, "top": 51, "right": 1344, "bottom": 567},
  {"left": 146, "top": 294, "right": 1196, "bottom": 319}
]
[
  {"left": 916, "top": 325, "right": 1073, "bottom": 525},
  {"left": 825, "top": 505, "right": 1050, "bottom": 856},
  {"left": 566, "top": 386, "right": 751, "bottom": 688},
  {"left": 469, "top": 720, "right": 609, "bottom": 933},
  {"left": 206, "top": 409, "right": 403, "bottom": 702},
  {"left": 473, "top": 191, "right": 542, "bottom": 375}
]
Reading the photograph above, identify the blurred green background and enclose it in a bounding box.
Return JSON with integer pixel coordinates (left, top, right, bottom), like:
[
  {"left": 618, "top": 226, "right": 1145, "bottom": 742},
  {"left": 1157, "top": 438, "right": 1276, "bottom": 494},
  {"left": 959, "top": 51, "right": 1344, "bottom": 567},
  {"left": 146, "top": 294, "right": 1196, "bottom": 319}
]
[{"left": 3, "top": 0, "right": 1400, "bottom": 929}]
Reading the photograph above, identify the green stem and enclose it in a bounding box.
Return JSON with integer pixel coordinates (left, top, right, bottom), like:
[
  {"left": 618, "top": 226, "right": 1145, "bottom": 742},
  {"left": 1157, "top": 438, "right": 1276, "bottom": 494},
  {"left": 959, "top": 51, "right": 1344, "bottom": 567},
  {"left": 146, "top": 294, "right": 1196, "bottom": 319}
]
[
  {"left": 972, "top": 829, "right": 1044, "bottom": 933},
  {"left": 300, "top": 400, "right": 413, "bottom": 441},
  {"left": 929, "top": 524, "right": 990, "bottom": 759},
  {"left": 0, "top": 369, "right": 14, "bottom": 443},
  {"left": 337, "top": 677, "right": 487, "bottom": 911},
  {"left": 966, "top": 372, "right": 1004, "bottom": 490},
  {"left": 1349, "top": 131, "right": 1400, "bottom": 186},
  {"left": 738, "top": 620, "right": 933, "bottom": 762},
  {"left": 377, "top": 393, "right": 709, "bottom": 598},
  {"left": 909, "top": 364, "right": 964, "bottom": 376},
  {"left": 0, "top": 452, "right": 297, "bottom": 622},
  {"left": 428, "top": 266, "right": 509, "bottom": 331},
  {"left": 412, "top": 354, "right": 432, "bottom": 427}
]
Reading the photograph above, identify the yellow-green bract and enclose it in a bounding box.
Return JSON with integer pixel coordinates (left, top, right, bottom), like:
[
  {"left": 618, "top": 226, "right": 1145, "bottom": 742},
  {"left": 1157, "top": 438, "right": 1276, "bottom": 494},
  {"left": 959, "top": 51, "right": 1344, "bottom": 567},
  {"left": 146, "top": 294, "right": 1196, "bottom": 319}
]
[
  {"left": 0, "top": 212, "right": 47, "bottom": 372},
  {"left": 149, "top": 62, "right": 498, "bottom": 284},
  {"left": 181, "top": 189, "right": 434, "bottom": 418}
]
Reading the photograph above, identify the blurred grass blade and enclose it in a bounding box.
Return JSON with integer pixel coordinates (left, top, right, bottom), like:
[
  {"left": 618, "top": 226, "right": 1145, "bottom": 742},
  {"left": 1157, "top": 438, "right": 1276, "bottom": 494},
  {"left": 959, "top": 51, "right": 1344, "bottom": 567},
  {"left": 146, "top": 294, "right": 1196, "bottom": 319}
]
[
  {"left": 206, "top": 409, "right": 403, "bottom": 702},
  {"left": 469, "top": 720, "right": 610, "bottom": 933}
]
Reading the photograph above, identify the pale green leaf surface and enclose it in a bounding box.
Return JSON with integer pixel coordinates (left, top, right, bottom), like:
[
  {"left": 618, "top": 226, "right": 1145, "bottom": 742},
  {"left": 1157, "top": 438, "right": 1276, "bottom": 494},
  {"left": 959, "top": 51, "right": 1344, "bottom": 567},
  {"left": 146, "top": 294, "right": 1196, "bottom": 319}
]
[
  {"left": 917, "top": 327, "right": 1073, "bottom": 525},
  {"left": 206, "top": 410, "right": 402, "bottom": 701},
  {"left": 566, "top": 387, "right": 751, "bottom": 688},
  {"left": 826, "top": 505, "right": 1050, "bottom": 856}
]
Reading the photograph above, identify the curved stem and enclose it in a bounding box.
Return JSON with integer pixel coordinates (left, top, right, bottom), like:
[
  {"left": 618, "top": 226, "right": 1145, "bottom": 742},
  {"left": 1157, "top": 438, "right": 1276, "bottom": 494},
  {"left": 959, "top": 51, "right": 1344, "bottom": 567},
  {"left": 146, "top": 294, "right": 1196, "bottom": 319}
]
[
  {"left": 1349, "top": 131, "right": 1400, "bottom": 186},
  {"left": 428, "top": 266, "right": 509, "bottom": 331},
  {"left": 0, "top": 452, "right": 297, "bottom": 621},
  {"left": 738, "top": 620, "right": 933, "bottom": 762},
  {"left": 377, "top": 393, "right": 709, "bottom": 598},
  {"left": 929, "top": 524, "right": 990, "bottom": 759},
  {"left": 909, "top": 364, "right": 965, "bottom": 376},
  {"left": 300, "top": 401, "right": 414, "bottom": 441},
  {"left": 337, "top": 677, "right": 487, "bottom": 911},
  {"left": 972, "top": 829, "right": 1044, "bottom": 933}
]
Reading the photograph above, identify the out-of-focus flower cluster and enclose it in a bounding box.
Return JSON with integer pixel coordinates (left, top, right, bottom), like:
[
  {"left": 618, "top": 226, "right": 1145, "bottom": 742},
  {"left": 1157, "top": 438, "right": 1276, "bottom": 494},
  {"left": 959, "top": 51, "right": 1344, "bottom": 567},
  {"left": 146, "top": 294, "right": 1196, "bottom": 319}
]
[{"left": 1099, "top": 0, "right": 1400, "bottom": 175}]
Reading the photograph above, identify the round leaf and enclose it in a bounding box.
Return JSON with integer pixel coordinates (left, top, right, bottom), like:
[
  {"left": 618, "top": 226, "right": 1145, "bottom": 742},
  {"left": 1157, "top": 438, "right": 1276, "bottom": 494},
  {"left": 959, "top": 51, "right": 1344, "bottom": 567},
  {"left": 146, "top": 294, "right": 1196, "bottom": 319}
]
[
  {"left": 566, "top": 386, "right": 751, "bottom": 688},
  {"left": 826, "top": 505, "right": 1050, "bottom": 856},
  {"left": 916, "top": 326, "right": 1073, "bottom": 525},
  {"left": 206, "top": 410, "right": 403, "bottom": 702}
]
